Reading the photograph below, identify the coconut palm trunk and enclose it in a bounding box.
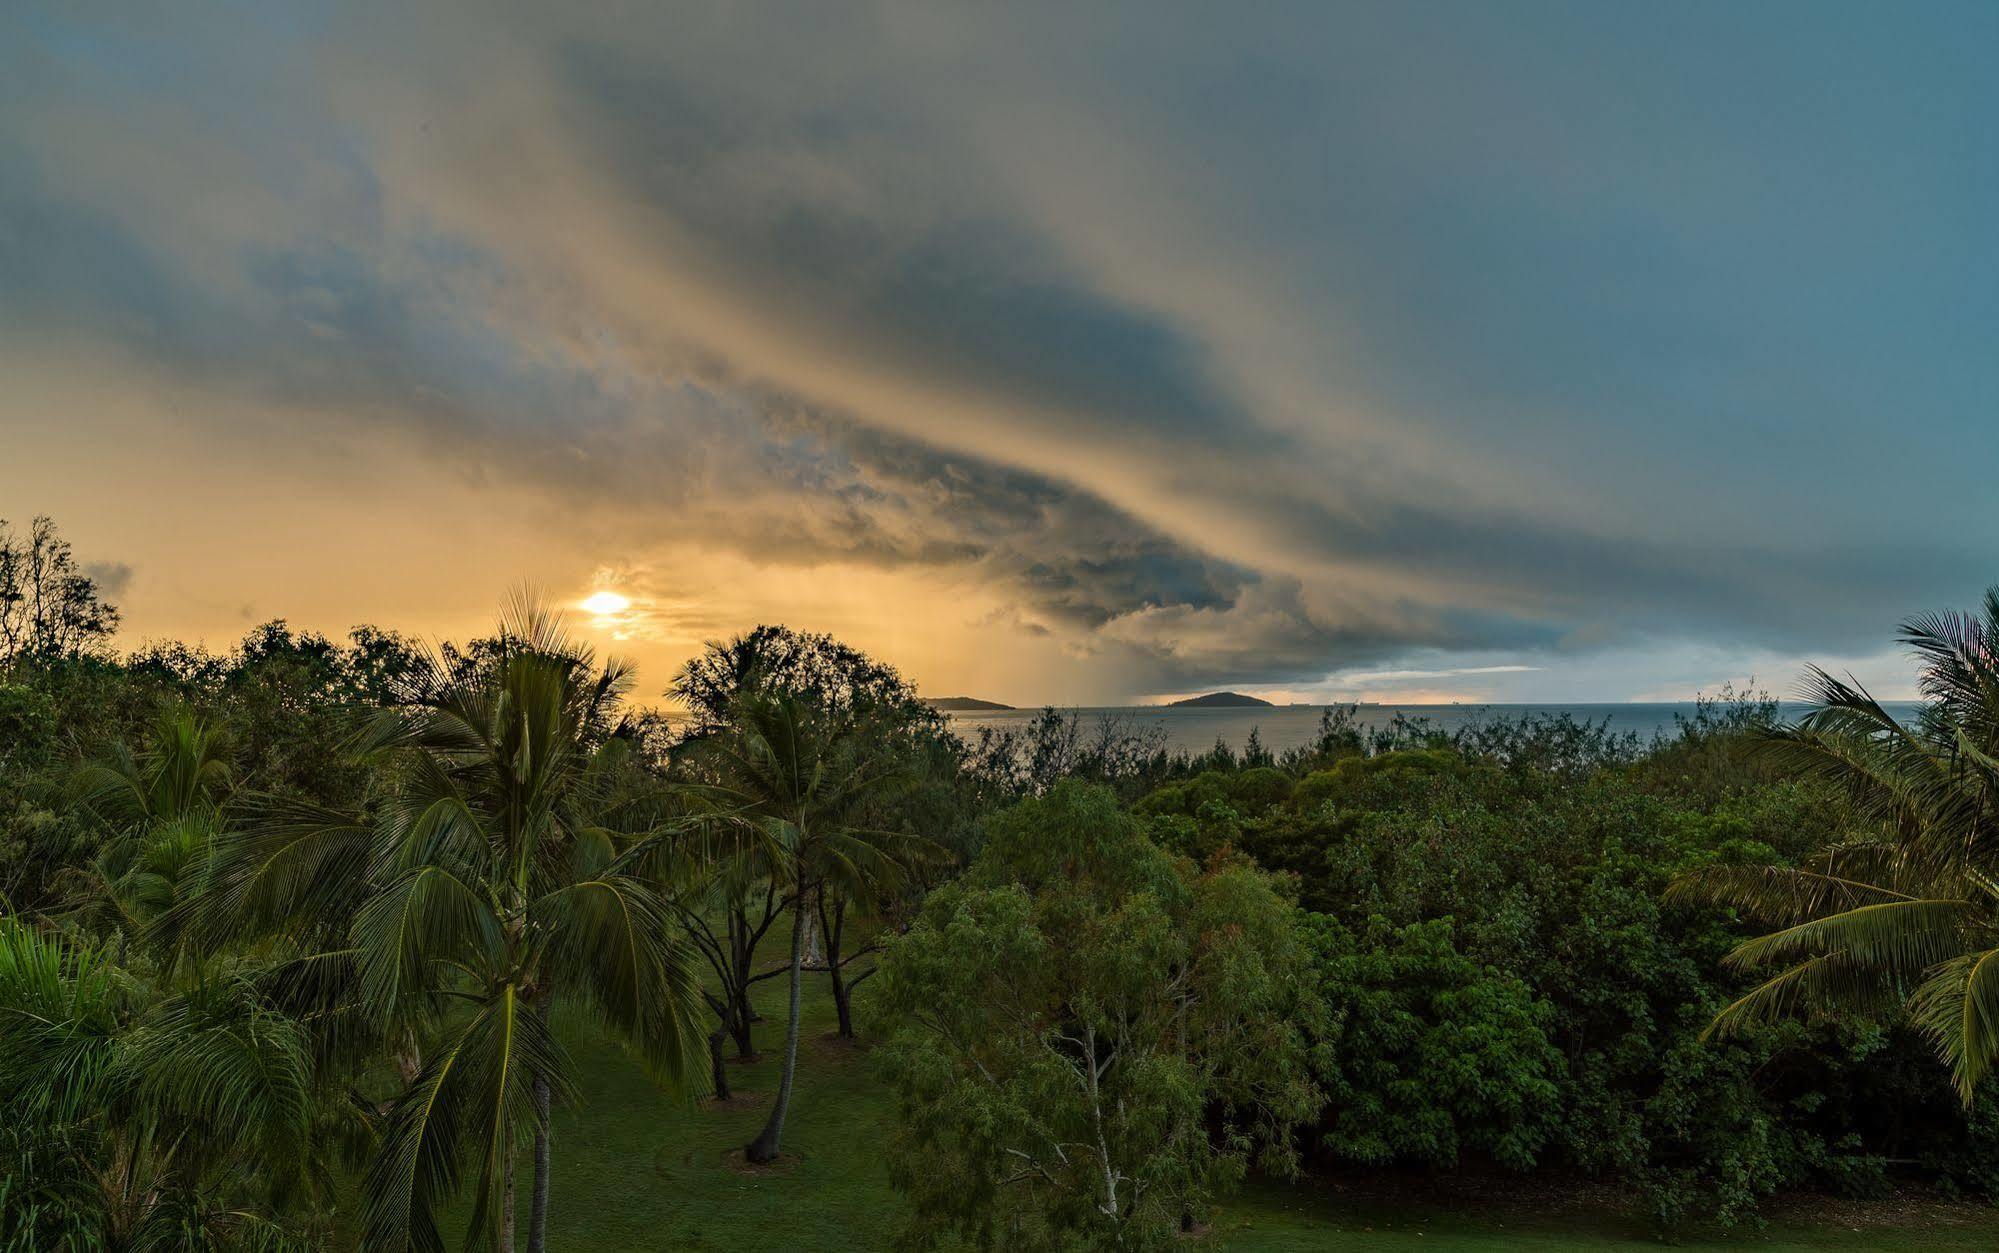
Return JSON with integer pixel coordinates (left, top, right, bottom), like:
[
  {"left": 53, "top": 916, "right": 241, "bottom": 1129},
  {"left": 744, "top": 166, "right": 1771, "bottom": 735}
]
[
  {"left": 530, "top": 999, "right": 553, "bottom": 1253},
  {"left": 745, "top": 887, "right": 807, "bottom": 1163},
  {"left": 501, "top": 1146, "right": 516, "bottom": 1253}
]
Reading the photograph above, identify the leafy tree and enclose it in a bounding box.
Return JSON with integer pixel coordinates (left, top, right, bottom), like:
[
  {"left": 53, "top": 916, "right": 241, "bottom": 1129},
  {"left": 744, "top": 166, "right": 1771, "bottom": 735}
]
[
  {"left": 960, "top": 709, "right": 1172, "bottom": 801},
  {"left": 672, "top": 624, "right": 934, "bottom": 732},
  {"left": 1305, "top": 914, "right": 1561, "bottom": 1170},
  {"left": 671, "top": 625, "right": 948, "bottom": 1063},
  {"left": 872, "top": 782, "right": 1319, "bottom": 1250},
  {"left": 1674, "top": 590, "right": 1999, "bottom": 1103}
]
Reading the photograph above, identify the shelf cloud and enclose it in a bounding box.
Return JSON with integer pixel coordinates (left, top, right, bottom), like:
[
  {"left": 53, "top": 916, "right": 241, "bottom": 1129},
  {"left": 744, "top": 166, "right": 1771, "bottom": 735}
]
[{"left": 3, "top": 1, "right": 1993, "bottom": 702}]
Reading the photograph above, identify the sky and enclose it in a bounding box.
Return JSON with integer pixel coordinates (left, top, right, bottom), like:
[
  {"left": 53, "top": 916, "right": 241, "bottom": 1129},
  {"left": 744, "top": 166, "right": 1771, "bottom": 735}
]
[{"left": 2, "top": 2, "right": 1994, "bottom": 706}]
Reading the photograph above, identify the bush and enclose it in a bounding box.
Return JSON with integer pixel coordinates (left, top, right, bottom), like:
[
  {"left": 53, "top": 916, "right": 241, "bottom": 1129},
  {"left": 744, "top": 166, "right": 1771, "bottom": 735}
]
[{"left": 1306, "top": 914, "right": 1561, "bottom": 1170}]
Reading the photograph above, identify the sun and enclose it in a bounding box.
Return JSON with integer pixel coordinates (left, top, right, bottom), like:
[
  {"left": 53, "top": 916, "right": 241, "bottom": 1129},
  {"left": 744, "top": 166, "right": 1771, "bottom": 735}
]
[{"left": 580, "top": 590, "right": 630, "bottom": 616}]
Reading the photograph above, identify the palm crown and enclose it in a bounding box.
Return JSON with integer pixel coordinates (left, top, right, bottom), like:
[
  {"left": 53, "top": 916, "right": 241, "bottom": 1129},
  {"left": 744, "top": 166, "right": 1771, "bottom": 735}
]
[
  {"left": 1673, "top": 588, "right": 1999, "bottom": 1103},
  {"left": 197, "top": 598, "right": 705, "bottom": 1251}
]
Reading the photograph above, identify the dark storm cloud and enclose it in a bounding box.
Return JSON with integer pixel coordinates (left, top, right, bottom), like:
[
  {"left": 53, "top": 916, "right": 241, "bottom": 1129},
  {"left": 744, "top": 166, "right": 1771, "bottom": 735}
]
[{"left": 3, "top": 0, "right": 1995, "bottom": 697}]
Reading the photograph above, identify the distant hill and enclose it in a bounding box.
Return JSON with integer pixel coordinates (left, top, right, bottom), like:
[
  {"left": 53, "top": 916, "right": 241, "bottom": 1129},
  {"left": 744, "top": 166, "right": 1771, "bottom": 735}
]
[
  {"left": 1167, "top": 691, "right": 1273, "bottom": 708},
  {"left": 927, "top": 696, "right": 1016, "bottom": 711}
]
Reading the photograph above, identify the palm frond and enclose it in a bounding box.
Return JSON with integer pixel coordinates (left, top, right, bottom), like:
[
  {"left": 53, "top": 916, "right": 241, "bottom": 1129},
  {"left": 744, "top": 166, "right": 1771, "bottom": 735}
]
[
  {"left": 352, "top": 865, "right": 496, "bottom": 1021},
  {"left": 1907, "top": 948, "right": 1999, "bottom": 1105},
  {"left": 1723, "top": 897, "right": 1971, "bottom": 975},
  {"left": 534, "top": 875, "right": 703, "bottom": 1085},
  {"left": 362, "top": 985, "right": 572, "bottom": 1252},
  {"left": 1705, "top": 950, "right": 1898, "bottom": 1040}
]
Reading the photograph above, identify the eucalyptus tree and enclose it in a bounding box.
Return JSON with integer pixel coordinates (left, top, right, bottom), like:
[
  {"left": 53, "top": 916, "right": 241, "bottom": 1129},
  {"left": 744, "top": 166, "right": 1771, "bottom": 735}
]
[
  {"left": 1673, "top": 590, "right": 1999, "bottom": 1103},
  {"left": 196, "top": 601, "right": 705, "bottom": 1252},
  {"left": 871, "top": 781, "right": 1321, "bottom": 1249},
  {"left": 688, "top": 689, "right": 930, "bottom": 1163}
]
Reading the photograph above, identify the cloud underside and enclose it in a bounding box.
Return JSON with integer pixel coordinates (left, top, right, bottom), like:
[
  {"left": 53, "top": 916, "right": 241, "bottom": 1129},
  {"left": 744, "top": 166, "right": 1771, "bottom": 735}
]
[{"left": 2, "top": 2, "right": 1993, "bottom": 698}]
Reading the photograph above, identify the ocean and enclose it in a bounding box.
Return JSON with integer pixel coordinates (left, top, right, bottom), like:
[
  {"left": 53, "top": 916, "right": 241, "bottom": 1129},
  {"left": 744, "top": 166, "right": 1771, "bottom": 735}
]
[{"left": 939, "top": 702, "right": 1926, "bottom": 758}]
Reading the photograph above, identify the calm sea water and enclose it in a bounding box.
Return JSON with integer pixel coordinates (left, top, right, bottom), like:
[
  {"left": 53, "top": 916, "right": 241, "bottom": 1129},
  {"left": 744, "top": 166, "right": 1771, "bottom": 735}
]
[{"left": 940, "top": 703, "right": 1926, "bottom": 758}]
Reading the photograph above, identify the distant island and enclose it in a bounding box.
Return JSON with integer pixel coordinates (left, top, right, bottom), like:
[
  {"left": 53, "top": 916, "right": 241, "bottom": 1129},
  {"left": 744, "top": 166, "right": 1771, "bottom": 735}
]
[
  {"left": 1167, "top": 691, "right": 1273, "bottom": 708},
  {"left": 927, "top": 696, "right": 1016, "bottom": 711}
]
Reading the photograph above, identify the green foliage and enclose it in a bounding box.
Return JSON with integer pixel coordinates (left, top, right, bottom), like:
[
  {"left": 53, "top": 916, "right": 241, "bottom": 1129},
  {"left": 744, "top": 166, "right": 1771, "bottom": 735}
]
[
  {"left": 196, "top": 600, "right": 706, "bottom": 1252},
  {"left": 6, "top": 566, "right": 1999, "bottom": 1246},
  {"left": 1227, "top": 765, "right": 1293, "bottom": 812},
  {"left": 0, "top": 920, "right": 337, "bottom": 1250},
  {"left": 1306, "top": 915, "right": 1560, "bottom": 1171},
  {"left": 1291, "top": 748, "right": 1463, "bottom": 815},
  {"left": 872, "top": 782, "right": 1320, "bottom": 1251},
  {"left": 1185, "top": 737, "right": 1954, "bottom": 1229}
]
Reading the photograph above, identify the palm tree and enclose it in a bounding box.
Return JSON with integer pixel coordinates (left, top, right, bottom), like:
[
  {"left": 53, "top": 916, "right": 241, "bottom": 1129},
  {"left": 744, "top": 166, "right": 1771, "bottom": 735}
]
[
  {"left": 0, "top": 918, "right": 331, "bottom": 1250},
  {"left": 688, "top": 690, "right": 928, "bottom": 1163},
  {"left": 60, "top": 705, "right": 236, "bottom": 960},
  {"left": 197, "top": 599, "right": 705, "bottom": 1252},
  {"left": 1672, "top": 589, "right": 1999, "bottom": 1103}
]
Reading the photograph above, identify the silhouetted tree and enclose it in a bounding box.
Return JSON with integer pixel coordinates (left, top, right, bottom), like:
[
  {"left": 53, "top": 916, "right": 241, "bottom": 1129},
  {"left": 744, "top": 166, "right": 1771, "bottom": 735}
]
[{"left": 0, "top": 516, "right": 120, "bottom": 670}]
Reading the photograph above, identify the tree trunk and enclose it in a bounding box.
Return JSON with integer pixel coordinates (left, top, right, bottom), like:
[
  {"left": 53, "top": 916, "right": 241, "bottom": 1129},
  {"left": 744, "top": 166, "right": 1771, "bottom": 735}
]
[
  {"left": 500, "top": 1143, "right": 516, "bottom": 1253},
  {"left": 798, "top": 882, "right": 827, "bottom": 969},
  {"left": 830, "top": 967, "right": 854, "bottom": 1039},
  {"left": 396, "top": 1026, "right": 423, "bottom": 1085},
  {"left": 824, "top": 896, "right": 855, "bottom": 1039},
  {"left": 745, "top": 889, "right": 805, "bottom": 1163},
  {"left": 732, "top": 984, "right": 758, "bottom": 1055},
  {"left": 527, "top": 1076, "right": 551, "bottom": 1251},
  {"left": 708, "top": 1025, "right": 732, "bottom": 1100},
  {"left": 729, "top": 910, "right": 759, "bottom": 1054}
]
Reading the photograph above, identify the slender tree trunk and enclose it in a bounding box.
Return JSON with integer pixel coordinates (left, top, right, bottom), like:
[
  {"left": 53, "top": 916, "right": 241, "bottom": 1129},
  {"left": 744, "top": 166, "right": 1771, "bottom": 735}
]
[
  {"left": 745, "top": 889, "right": 805, "bottom": 1163},
  {"left": 729, "top": 911, "right": 759, "bottom": 1054},
  {"left": 798, "top": 881, "right": 826, "bottom": 969},
  {"left": 708, "top": 1025, "right": 733, "bottom": 1100},
  {"left": 528, "top": 1000, "right": 552, "bottom": 1253},
  {"left": 500, "top": 1143, "right": 516, "bottom": 1253},
  {"left": 825, "top": 896, "right": 855, "bottom": 1039},
  {"left": 377, "top": 1026, "right": 425, "bottom": 1116}
]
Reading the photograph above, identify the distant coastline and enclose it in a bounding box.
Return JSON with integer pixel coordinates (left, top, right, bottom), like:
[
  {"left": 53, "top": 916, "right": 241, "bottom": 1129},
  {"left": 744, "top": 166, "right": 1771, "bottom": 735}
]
[
  {"left": 926, "top": 696, "right": 1016, "bottom": 711},
  {"left": 935, "top": 701, "right": 1926, "bottom": 758}
]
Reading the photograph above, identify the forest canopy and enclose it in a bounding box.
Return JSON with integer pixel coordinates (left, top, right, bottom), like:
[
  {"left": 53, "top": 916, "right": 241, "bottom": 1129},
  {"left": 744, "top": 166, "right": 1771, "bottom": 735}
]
[{"left": 3, "top": 518, "right": 1999, "bottom": 1250}]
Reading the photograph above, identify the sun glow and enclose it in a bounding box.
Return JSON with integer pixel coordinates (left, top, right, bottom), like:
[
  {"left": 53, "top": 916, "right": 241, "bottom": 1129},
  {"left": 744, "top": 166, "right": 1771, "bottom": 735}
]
[{"left": 580, "top": 590, "right": 630, "bottom": 616}]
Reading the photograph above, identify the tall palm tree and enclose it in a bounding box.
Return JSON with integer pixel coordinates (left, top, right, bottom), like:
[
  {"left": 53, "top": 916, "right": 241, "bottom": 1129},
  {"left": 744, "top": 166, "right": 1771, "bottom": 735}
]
[
  {"left": 1672, "top": 589, "right": 1999, "bottom": 1103},
  {"left": 198, "top": 600, "right": 705, "bottom": 1252},
  {"left": 689, "top": 690, "right": 928, "bottom": 1163}
]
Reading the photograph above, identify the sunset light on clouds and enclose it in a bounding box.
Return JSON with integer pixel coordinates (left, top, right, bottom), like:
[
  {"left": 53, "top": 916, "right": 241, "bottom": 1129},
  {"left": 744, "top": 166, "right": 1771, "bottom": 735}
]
[{"left": 4, "top": 2, "right": 1993, "bottom": 705}]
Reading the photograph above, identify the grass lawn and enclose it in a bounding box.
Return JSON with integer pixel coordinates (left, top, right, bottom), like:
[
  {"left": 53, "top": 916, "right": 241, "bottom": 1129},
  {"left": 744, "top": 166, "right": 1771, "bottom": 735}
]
[{"left": 491, "top": 934, "right": 1999, "bottom": 1251}]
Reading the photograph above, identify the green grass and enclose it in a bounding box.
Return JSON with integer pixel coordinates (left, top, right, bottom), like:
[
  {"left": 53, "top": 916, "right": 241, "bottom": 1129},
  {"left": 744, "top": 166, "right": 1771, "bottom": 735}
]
[{"left": 493, "top": 938, "right": 1999, "bottom": 1251}]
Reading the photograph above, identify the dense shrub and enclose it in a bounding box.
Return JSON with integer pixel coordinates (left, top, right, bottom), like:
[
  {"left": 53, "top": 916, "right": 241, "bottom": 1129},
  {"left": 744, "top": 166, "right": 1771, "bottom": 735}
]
[
  {"left": 1306, "top": 914, "right": 1562, "bottom": 1170},
  {"left": 1161, "top": 729, "right": 1996, "bottom": 1228}
]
